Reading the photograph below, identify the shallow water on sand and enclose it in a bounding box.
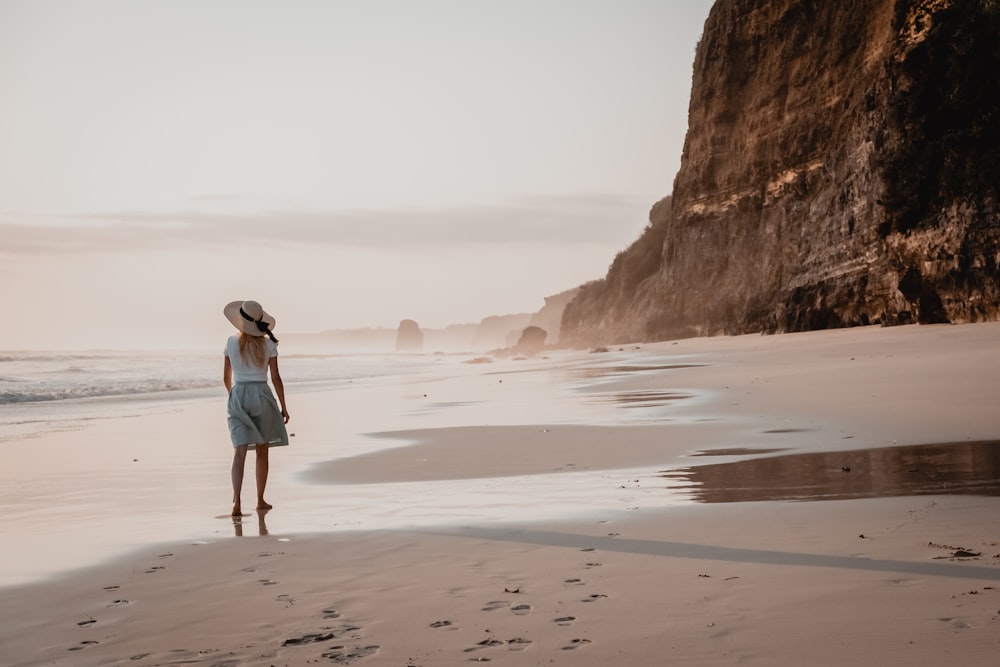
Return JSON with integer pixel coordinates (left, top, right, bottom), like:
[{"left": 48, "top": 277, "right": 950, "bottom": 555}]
[
  {"left": 665, "top": 440, "right": 1000, "bottom": 502},
  {"left": 4, "top": 331, "right": 999, "bottom": 588},
  {"left": 0, "top": 348, "right": 703, "bottom": 586}
]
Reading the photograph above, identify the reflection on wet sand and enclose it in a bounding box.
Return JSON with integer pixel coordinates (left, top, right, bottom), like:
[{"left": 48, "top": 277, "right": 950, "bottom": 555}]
[
  {"left": 606, "top": 390, "right": 695, "bottom": 407},
  {"left": 581, "top": 389, "right": 698, "bottom": 424},
  {"left": 571, "top": 363, "right": 706, "bottom": 379},
  {"left": 690, "top": 447, "right": 787, "bottom": 457},
  {"left": 233, "top": 509, "right": 270, "bottom": 537},
  {"left": 665, "top": 441, "right": 1000, "bottom": 502}
]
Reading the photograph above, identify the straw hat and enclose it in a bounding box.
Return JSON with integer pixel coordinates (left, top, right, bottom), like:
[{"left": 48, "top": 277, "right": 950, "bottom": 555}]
[{"left": 224, "top": 300, "right": 276, "bottom": 337}]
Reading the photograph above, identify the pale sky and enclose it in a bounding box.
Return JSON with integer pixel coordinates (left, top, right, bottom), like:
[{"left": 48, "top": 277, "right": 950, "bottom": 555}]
[{"left": 1, "top": 0, "right": 715, "bottom": 350}]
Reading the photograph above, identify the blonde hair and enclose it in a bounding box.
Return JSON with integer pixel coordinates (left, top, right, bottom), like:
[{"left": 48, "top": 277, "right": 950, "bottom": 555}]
[{"left": 238, "top": 332, "right": 268, "bottom": 368}]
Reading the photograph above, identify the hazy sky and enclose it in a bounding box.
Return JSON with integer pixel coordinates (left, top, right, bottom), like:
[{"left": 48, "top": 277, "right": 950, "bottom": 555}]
[{"left": 1, "top": 0, "right": 715, "bottom": 349}]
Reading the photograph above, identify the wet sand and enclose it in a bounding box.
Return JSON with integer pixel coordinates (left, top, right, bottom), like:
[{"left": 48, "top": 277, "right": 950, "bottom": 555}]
[
  {"left": 670, "top": 440, "right": 1000, "bottom": 502},
  {"left": 1, "top": 323, "right": 1000, "bottom": 665}
]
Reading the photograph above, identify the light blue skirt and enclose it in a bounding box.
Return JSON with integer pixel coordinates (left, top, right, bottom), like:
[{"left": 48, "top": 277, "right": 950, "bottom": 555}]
[{"left": 227, "top": 382, "right": 289, "bottom": 448}]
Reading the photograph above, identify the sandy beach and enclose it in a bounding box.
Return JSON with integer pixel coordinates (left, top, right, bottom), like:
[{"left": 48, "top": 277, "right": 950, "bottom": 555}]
[{"left": 2, "top": 323, "right": 999, "bottom": 666}]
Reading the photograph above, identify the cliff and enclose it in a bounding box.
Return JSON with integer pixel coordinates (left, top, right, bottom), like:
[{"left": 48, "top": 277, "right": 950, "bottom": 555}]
[
  {"left": 283, "top": 290, "right": 576, "bottom": 353},
  {"left": 561, "top": 0, "right": 1000, "bottom": 345},
  {"left": 527, "top": 287, "right": 580, "bottom": 344}
]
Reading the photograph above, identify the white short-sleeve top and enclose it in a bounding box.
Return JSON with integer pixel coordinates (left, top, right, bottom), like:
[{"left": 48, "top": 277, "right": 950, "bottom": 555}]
[{"left": 225, "top": 335, "right": 277, "bottom": 383}]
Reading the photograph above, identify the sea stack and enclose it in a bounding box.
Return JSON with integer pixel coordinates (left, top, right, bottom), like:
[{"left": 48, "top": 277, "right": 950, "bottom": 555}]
[{"left": 395, "top": 319, "right": 424, "bottom": 352}]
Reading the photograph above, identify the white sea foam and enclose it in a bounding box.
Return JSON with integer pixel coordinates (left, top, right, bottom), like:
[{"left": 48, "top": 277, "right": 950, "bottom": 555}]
[{"left": 0, "top": 350, "right": 431, "bottom": 405}]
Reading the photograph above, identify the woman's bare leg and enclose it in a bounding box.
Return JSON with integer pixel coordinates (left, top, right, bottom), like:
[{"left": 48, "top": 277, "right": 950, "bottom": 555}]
[
  {"left": 255, "top": 444, "right": 271, "bottom": 509},
  {"left": 231, "top": 445, "right": 248, "bottom": 515}
]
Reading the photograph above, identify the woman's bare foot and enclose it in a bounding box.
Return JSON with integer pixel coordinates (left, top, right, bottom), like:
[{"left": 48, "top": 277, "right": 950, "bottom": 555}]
[
  {"left": 256, "top": 501, "right": 272, "bottom": 510},
  {"left": 232, "top": 504, "right": 242, "bottom": 516}
]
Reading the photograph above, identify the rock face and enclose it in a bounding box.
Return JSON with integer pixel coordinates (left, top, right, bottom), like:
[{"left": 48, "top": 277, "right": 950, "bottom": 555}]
[
  {"left": 474, "top": 313, "right": 532, "bottom": 350},
  {"left": 561, "top": 0, "right": 1000, "bottom": 345},
  {"left": 513, "top": 326, "right": 548, "bottom": 355},
  {"left": 528, "top": 287, "right": 579, "bottom": 344},
  {"left": 395, "top": 319, "right": 423, "bottom": 352}
]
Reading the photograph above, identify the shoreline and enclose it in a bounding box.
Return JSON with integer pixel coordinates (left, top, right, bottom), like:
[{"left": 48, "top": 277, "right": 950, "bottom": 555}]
[{"left": 2, "top": 322, "right": 1000, "bottom": 664}]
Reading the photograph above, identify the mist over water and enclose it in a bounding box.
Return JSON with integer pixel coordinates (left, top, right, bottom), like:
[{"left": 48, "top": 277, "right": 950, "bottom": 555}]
[{"left": 0, "top": 350, "right": 432, "bottom": 405}]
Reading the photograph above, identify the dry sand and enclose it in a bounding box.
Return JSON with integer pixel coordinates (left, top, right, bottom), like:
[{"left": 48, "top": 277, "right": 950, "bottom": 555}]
[{"left": 1, "top": 323, "right": 999, "bottom": 666}]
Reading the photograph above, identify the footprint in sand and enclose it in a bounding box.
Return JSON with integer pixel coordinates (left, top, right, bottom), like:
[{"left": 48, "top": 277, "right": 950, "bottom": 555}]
[
  {"left": 511, "top": 604, "right": 532, "bottom": 616},
  {"left": 241, "top": 566, "right": 257, "bottom": 573},
  {"left": 107, "top": 599, "right": 132, "bottom": 607},
  {"left": 585, "top": 562, "right": 602, "bottom": 569},
  {"left": 580, "top": 548, "right": 596, "bottom": 552},
  {"left": 144, "top": 565, "right": 166, "bottom": 574},
  {"left": 276, "top": 593, "right": 295, "bottom": 605},
  {"left": 481, "top": 600, "right": 509, "bottom": 612},
  {"left": 564, "top": 578, "right": 585, "bottom": 585},
  {"left": 507, "top": 637, "right": 532, "bottom": 651},
  {"left": 77, "top": 618, "right": 97, "bottom": 627},
  {"left": 103, "top": 585, "right": 120, "bottom": 591},
  {"left": 258, "top": 578, "right": 278, "bottom": 586},
  {"left": 464, "top": 638, "right": 505, "bottom": 652},
  {"left": 321, "top": 644, "right": 380, "bottom": 662},
  {"left": 582, "top": 594, "right": 608, "bottom": 603},
  {"left": 158, "top": 552, "right": 174, "bottom": 559},
  {"left": 281, "top": 632, "right": 335, "bottom": 646},
  {"left": 562, "top": 638, "right": 592, "bottom": 650},
  {"left": 554, "top": 616, "right": 576, "bottom": 626},
  {"left": 323, "top": 608, "right": 342, "bottom": 619},
  {"left": 67, "top": 640, "right": 99, "bottom": 651},
  {"left": 430, "top": 620, "right": 453, "bottom": 628}
]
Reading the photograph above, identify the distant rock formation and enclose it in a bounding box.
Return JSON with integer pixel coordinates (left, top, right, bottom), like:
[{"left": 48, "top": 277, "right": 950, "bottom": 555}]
[
  {"left": 425, "top": 323, "right": 479, "bottom": 351},
  {"left": 562, "top": 0, "right": 1000, "bottom": 346},
  {"left": 474, "top": 313, "right": 532, "bottom": 351},
  {"left": 395, "top": 319, "right": 423, "bottom": 352},
  {"left": 284, "top": 287, "right": 580, "bottom": 353},
  {"left": 513, "top": 326, "right": 548, "bottom": 355},
  {"left": 527, "top": 287, "right": 579, "bottom": 345},
  {"left": 284, "top": 327, "right": 397, "bottom": 352}
]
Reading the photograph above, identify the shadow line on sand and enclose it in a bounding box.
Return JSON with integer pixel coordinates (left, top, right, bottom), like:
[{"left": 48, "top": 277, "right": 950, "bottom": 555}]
[{"left": 430, "top": 527, "right": 1000, "bottom": 581}]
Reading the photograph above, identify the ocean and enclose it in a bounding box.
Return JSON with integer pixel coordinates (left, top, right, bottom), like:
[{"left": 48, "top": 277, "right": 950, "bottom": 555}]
[
  {"left": 0, "top": 350, "right": 435, "bottom": 404},
  {"left": 0, "top": 349, "right": 433, "bottom": 441},
  {"left": 0, "top": 348, "right": 459, "bottom": 585}
]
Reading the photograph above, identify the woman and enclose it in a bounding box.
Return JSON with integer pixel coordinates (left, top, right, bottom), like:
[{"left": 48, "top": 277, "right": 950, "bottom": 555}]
[{"left": 223, "top": 300, "right": 290, "bottom": 516}]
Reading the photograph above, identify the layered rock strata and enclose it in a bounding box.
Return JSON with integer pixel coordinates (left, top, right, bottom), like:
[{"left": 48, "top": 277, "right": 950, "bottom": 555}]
[{"left": 561, "top": 0, "right": 1000, "bottom": 345}]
